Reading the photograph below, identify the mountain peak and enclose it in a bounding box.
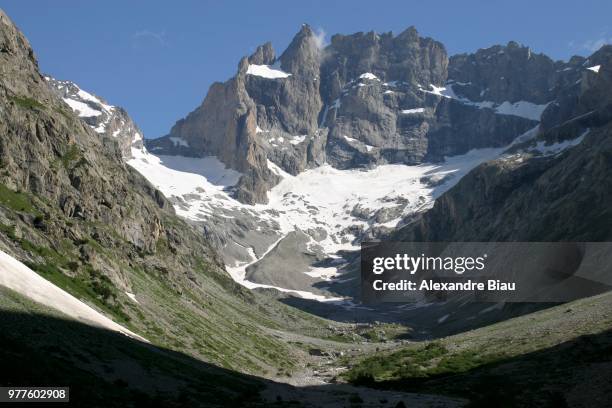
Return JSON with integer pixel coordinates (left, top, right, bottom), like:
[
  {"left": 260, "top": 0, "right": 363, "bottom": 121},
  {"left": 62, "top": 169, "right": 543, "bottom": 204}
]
[
  {"left": 396, "top": 25, "right": 419, "bottom": 41},
  {"left": 279, "top": 23, "right": 321, "bottom": 75},
  {"left": 248, "top": 42, "right": 275, "bottom": 65},
  {"left": 0, "top": 8, "right": 39, "bottom": 77},
  {"left": 299, "top": 23, "right": 313, "bottom": 36},
  {"left": 506, "top": 40, "right": 522, "bottom": 48}
]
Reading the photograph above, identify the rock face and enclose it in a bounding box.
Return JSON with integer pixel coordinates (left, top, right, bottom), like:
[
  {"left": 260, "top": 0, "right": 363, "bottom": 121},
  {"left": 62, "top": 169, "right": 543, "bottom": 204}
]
[
  {"left": 541, "top": 46, "right": 612, "bottom": 133},
  {"left": 0, "top": 31, "right": 166, "bottom": 256},
  {"left": 45, "top": 77, "right": 145, "bottom": 159},
  {"left": 320, "top": 27, "right": 448, "bottom": 168},
  {"left": 0, "top": 8, "right": 204, "bottom": 265},
  {"left": 368, "top": 46, "right": 612, "bottom": 331},
  {"left": 150, "top": 27, "right": 562, "bottom": 204},
  {"left": 449, "top": 41, "right": 558, "bottom": 104}
]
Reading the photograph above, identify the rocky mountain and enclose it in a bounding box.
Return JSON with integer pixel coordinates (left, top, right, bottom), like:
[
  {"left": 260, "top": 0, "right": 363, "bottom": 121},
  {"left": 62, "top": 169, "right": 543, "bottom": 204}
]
[
  {"left": 137, "top": 25, "right": 602, "bottom": 312},
  {"left": 4, "top": 19, "right": 572, "bottom": 323},
  {"left": 450, "top": 41, "right": 564, "bottom": 104},
  {"left": 148, "top": 26, "right": 564, "bottom": 205},
  {"left": 147, "top": 25, "right": 327, "bottom": 204}
]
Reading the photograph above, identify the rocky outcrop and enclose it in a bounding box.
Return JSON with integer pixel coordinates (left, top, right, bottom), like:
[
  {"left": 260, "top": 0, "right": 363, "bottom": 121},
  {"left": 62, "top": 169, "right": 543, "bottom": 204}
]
[
  {"left": 541, "top": 45, "right": 612, "bottom": 133},
  {"left": 396, "top": 121, "right": 612, "bottom": 242},
  {"left": 382, "top": 50, "right": 612, "bottom": 331},
  {"left": 148, "top": 28, "right": 393, "bottom": 200},
  {"left": 147, "top": 25, "right": 329, "bottom": 204},
  {"left": 424, "top": 42, "right": 586, "bottom": 160},
  {"left": 322, "top": 27, "right": 447, "bottom": 94},
  {"left": 148, "top": 26, "right": 445, "bottom": 200},
  {"left": 147, "top": 62, "right": 277, "bottom": 203}
]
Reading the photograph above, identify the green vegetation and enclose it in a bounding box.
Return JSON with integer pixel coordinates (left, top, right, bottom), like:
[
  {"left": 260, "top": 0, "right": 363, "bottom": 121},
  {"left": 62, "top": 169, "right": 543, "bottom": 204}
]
[
  {"left": 317, "top": 322, "right": 411, "bottom": 344},
  {"left": 0, "top": 223, "right": 17, "bottom": 240},
  {"left": 9, "top": 95, "right": 46, "bottom": 110},
  {"left": 60, "top": 144, "right": 81, "bottom": 169},
  {"left": 345, "top": 342, "right": 453, "bottom": 384},
  {"left": 360, "top": 323, "right": 411, "bottom": 342},
  {"left": 0, "top": 184, "right": 38, "bottom": 214},
  {"left": 0, "top": 196, "right": 132, "bottom": 325},
  {"left": 0, "top": 287, "right": 269, "bottom": 407},
  {"left": 22, "top": 250, "right": 131, "bottom": 324},
  {"left": 53, "top": 106, "right": 73, "bottom": 121},
  {"left": 343, "top": 293, "right": 612, "bottom": 406}
]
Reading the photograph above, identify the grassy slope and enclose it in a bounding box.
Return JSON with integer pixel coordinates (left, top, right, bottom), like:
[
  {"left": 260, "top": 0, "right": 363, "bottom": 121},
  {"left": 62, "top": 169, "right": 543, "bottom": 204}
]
[
  {"left": 343, "top": 291, "right": 612, "bottom": 406},
  {"left": 0, "top": 286, "right": 274, "bottom": 407}
]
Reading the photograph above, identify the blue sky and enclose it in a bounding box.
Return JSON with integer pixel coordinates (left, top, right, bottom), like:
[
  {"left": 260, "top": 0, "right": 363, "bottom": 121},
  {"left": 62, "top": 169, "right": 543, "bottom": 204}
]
[{"left": 2, "top": 0, "right": 611, "bottom": 138}]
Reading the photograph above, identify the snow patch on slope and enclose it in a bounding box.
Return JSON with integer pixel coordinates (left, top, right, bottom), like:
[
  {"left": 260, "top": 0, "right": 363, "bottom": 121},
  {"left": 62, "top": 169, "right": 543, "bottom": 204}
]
[
  {"left": 247, "top": 64, "right": 291, "bottom": 79},
  {"left": 63, "top": 98, "right": 104, "bottom": 118},
  {"left": 419, "top": 83, "right": 549, "bottom": 121},
  {"left": 359, "top": 72, "right": 379, "bottom": 81},
  {"left": 401, "top": 108, "right": 425, "bottom": 114},
  {"left": 0, "top": 250, "right": 145, "bottom": 341},
  {"left": 290, "top": 135, "right": 307, "bottom": 145},
  {"left": 531, "top": 129, "right": 589, "bottom": 156},
  {"left": 46, "top": 77, "right": 143, "bottom": 156},
  {"left": 343, "top": 135, "right": 375, "bottom": 151},
  {"left": 125, "top": 292, "right": 139, "bottom": 304},
  {"left": 48, "top": 78, "right": 114, "bottom": 122},
  {"left": 587, "top": 65, "right": 601, "bottom": 73},
  {"left": 169, "top": 137, "right": 189, "bottom": 147},
  {"left": 128, "top": 149, "right": 242, "bottom": 219},
  {"left": 494, "top": 101, "right": 549, "bottom": 121},
  {"left": 76, "top": 88, "right": 114, "bottom": 112}
]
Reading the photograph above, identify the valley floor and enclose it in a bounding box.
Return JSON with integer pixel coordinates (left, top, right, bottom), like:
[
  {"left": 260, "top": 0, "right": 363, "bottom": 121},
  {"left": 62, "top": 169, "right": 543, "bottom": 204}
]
[{"left": 0, "top": 281, "right": 466, "bottom": 407}]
